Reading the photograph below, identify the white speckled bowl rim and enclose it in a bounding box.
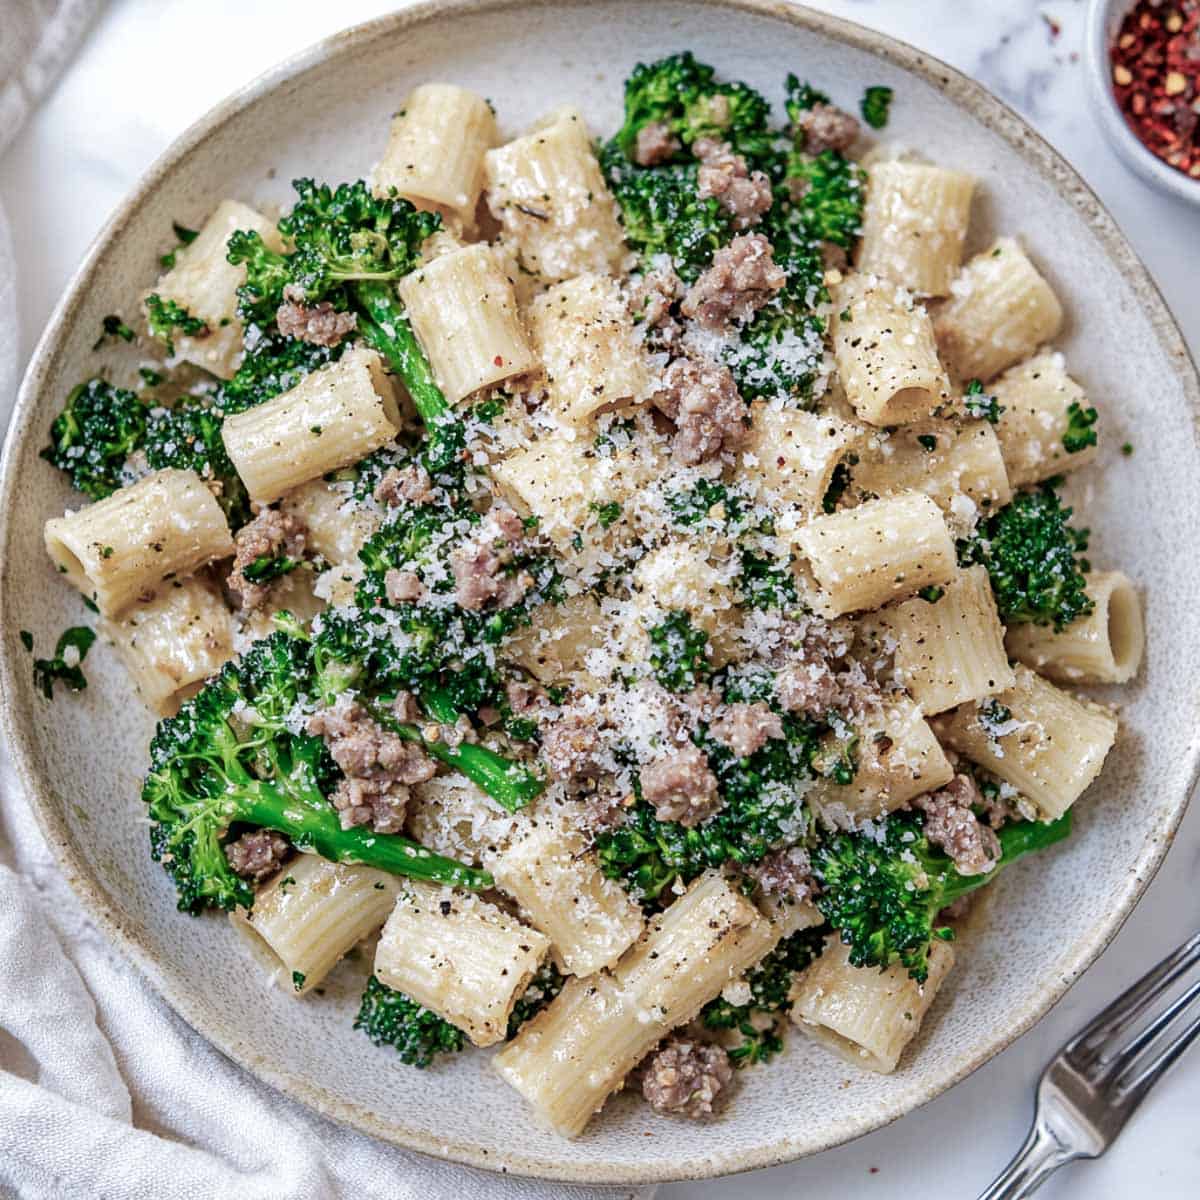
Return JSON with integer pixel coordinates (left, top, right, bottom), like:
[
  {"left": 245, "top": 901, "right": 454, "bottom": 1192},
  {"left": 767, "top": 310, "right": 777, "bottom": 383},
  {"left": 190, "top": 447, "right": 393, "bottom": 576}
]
[{"left": 1, "top": 0, "right": 1197, "bottom": 1185}]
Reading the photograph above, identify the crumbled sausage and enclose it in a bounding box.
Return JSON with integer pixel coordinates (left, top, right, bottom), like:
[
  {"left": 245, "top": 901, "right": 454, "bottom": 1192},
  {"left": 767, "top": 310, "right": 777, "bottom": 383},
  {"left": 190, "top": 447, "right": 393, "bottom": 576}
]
[
  {"left": 384, "top": 568, "right": 424, "bottom": 604},
  {"left": 580, "top": 786, "right": 632, "bottom": 834},
  {"left": 795, "top": 102, "right": 860, "bottom": 154},
  {"left": 226, "top": 507, "right": 306, "bottom": 613},
  {"left": 506, "top": 678, "right": 546, "bottom": 717},
  {"left": 680, "top": 233, "right": 786, "bottom": 332},
  {"left": 772, "top": 619, "right": 878, "bottom": 722},
  {"left": 307, "top": 696, "right": 436, "bottom": 833},
  {"left": 915, "top": 774, "right": 1001, "bottom": 877},
  {"left": 707, "top": 701, "right": 783, "bottom": 758},
  {"left": 642, "top": 1038, "right": 733, "bottom": 1119},
  {"left": 224, "top": 829, "right": 290, "bottom": 882},
  {"left": 635, "top": 120, "right": 682, "bottom": 166},
  {"left": 640, "top": 742, "right": 721, "bottom": 827},
  {"left": 655, "top": 354, "right": 748, "bottom": 465},
  {"left": 374, "top": 464, "right": 435, "bottom": 507},
  {"left": 744, "top": 846, "right": 815, "bottom": 902},
  {"left": 820, "top": 241, "right": 848, "bottom": 272},
  {"left": 329, "top": 776, "right": 409, "bottom": 835},
  {"left": 632, "top": 264, "right": 685, "bottom": 328},
  {"left": 694, "top": 137, "right": 773, "bottom": 230},
  {"left": 450, "top": 506, "right": 534, "bottom": 611},
  {"left": 541, "top": 711, "right": 601, "bottom": 782},
  {"left": 275, "top": 285, "right": 358, "bottom": 348}
]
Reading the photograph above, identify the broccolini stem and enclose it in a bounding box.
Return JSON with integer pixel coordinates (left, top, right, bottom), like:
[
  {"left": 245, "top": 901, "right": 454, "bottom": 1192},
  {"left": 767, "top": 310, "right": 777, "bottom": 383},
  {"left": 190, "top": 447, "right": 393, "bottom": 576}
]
[
  {"left": 365, "top": 696, "right": 544, "bottom": 814},
  {"left": 241, "top": 781, "right": 492, "bottom": 889},
  {"left": 939, "top": 810, "right": 1072, "bottom": 910},
  {"left": 352, "top": 280, "right": 448, "bottom": 426}
]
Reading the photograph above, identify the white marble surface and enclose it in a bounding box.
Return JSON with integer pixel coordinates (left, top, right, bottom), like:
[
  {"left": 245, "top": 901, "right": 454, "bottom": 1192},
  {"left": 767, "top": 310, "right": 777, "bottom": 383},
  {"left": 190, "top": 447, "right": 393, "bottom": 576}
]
[{"left": 1, "top": 1, "right": 1197, "bottom": 1197}]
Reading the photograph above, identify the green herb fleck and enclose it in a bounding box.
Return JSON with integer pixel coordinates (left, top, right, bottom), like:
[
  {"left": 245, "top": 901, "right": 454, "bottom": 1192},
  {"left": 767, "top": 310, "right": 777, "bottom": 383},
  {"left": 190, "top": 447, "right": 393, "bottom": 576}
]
[
  {"left": 1063, "top": 401, "right": 1099, "bottom": 454},
  {"left": 861, "top": 85, "right": 893, "bottom": 130},
  {"left": 94, "top": 314, "right": 135, "bottom": 349},
  {"left": 589, "top": 500, "right": 622, "bottom": 529},
  {"left": 32, "top": 626, "right": 96, "bottom": 700}
]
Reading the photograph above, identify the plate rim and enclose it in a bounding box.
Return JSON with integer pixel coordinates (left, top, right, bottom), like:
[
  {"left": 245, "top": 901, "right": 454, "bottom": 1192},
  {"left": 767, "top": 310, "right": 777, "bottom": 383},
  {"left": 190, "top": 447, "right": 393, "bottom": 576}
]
[{"left": 1, "top": 0, "right": 1197, "bottom": 1183}]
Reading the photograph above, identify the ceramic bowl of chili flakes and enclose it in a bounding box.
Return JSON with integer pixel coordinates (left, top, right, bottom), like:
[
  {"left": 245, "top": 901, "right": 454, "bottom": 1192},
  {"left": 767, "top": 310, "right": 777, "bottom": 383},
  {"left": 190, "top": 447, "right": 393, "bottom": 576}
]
[{"left": 1087, "top": 0, "right": 1200, "bottom": 206}]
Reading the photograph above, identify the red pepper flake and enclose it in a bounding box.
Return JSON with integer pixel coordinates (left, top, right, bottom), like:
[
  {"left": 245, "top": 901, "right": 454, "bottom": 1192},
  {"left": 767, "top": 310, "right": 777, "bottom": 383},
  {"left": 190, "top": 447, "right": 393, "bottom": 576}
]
[
  {"left": 1110, "top": 0, "right": 1200, "bottom": 179},
  {"left": 1043, "top": 13, "right": 1062, "bottom": 40}
]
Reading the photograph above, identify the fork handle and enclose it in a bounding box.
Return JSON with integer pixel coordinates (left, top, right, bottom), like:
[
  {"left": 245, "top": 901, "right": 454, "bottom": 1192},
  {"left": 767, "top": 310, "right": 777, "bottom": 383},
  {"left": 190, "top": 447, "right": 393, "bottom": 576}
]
[{"left": 977, "top": 1121, "right": 1079, "bottom": 1200}]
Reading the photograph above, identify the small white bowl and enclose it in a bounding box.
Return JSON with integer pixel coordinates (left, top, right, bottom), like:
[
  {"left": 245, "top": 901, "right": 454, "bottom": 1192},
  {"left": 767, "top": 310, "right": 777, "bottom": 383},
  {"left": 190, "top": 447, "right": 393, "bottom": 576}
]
[{"left": 1085, "top": 0, "right": 1200, "bottom": 207}]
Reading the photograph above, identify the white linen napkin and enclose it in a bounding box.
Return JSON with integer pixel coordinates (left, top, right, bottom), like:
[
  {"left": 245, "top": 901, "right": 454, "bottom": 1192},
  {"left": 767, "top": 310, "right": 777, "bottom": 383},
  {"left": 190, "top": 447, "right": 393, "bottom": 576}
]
[{"left": 0, "top": 6, "right": 654, "bottom": 1198}]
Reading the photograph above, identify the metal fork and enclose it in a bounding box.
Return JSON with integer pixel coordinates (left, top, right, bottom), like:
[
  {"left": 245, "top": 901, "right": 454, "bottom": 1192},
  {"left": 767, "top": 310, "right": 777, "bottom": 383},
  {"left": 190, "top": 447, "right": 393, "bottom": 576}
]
[{"left": 978, "top": 930, "right": 1200, "bottom": 1199}]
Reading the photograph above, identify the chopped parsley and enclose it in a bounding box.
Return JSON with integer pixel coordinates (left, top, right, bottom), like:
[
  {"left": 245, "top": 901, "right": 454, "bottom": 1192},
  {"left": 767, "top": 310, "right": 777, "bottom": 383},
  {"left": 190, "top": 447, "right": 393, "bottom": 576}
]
[
  {"left": 860, "top": 85, "right": 894, "bottom": 130},
  {"left": 32, "top": 626, "right": 97, "bottom": 700},
  {"left": 94, "top": 315, "right": 135, "bottom": 349},
  {"left": 963, "top": 379, "right": 1004, "bottom": 424},
  {"left": 1063, "top": 401, "right": 1099, "bottom": 454},
  {"left": 589, "top": 500, "right": 623, "bottom": 529}
]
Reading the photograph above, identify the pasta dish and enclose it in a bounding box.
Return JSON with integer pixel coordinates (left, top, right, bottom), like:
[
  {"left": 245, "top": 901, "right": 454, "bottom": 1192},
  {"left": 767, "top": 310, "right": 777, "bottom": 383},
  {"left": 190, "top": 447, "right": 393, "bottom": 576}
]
[{"left": 32, "top": 55, "right": 1141, "bottom": 1134}]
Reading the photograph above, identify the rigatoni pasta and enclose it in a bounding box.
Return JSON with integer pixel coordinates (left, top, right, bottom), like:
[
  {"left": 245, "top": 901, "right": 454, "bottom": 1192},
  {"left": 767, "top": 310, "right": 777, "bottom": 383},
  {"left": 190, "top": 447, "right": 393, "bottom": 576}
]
[
  {"left": 832, "top": 274, "right": 951, "bottom": 425},
  {"left": 880, "top": 566, "right": 1016, "bottom": 714},
  {"left": 850, "top": 419, "right": 1012, "bottom": 519},
  {"left": 234, "top": 855, "right": 401, "bottom": 995},
  {"left": 399, "top": 241, "right": 537, "bottom": 403},
  {"left": 102, "top": 574, "right": 234, "bottom": 714},
  {"left": 855, "top": 160, "right": 975, "bottom": 297},
  {"left": 371, "top": 83, "right": 498, "bottom": 230},
  {"left": 144, "top": 199, "right": 283, "bottom": 378},
  {"left": 989, "top": 352, "right": 1100, "bottom": 486},
  {"left": 374, "top": 880, "right": 550, "bottom": 1046},
  {"left": 791, "top": 935, "right": 955, "bottom": 1073},
  {"left": 484, "top": 107, "right": 629, "bottom": 282},
  {"left": 33, "top": 55, "right": 1141, "bottom": 1137},
  {"left": 528, "top": 274, "right": 651, "bottom": 425},
  {"left": 492, "top": 820, "right": 644, "bottom": 975},
  {"left": 221, "top": 346, "right": 401, "bottom": 502},
  {"left": 1006, "top": 571, "right": 1144, "bottom": 685},
  {"left": 792, "top": 491, "right": 957, "bottom": 615},
  {"left": 936, "top": 665, "right": 1120, "bottom": 820},
  {"left": 934, "top": 238, "right": 1064, "bottom": 383},
  {"left": 44, "top": 468, "right": 233, "bottom": 617}
]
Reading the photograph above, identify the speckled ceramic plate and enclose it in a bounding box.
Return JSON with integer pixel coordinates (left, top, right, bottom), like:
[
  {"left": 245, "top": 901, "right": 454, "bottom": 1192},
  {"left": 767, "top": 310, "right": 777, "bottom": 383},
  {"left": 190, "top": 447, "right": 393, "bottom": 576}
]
[{"left": 1, "top": 0, "right": 1197, "bottom": 1184}]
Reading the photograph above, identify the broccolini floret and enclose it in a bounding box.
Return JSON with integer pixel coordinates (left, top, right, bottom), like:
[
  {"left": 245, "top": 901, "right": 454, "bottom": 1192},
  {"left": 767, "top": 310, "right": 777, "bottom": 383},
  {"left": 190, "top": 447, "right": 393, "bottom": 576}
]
[
  {"left": 144, "top": 294, "right": 209, "bottom": 356},
  {"left": 142, "top": 628, "right": 494, "bottom": 914},
  {"left": 612, "top": 52, "right": 774, "bottom": 165},
  {"left": 962, "top": 378, "right": 1004, "bottom": 424},
  {"left": 700, "top": 924, "right": 827, "bottom": 1064},
  {"left": 783, "top": 148, "right": 866, "bottom": 250},
  {"left": 215, "top": 328, "right": 344, "bottom": 415},
  {"left": 958, "top": 482, "right": 1094, "bottom": 631},
  {"left": 143, "top": 397, "right": 250, "bottom": 526},
  {"left": 648, "top": 610, "right": 713, "bottom": 692},
  {"left": 344, "top": 488, "right": 561, "bottom": 723},
  {"left": 227, "top": 179, "right": 453, "bottom": 451},
  {"left": 41, "top": 379, "right": 147, "bottom": 500},
  {"left": 813, "top": 809, "right": 1072, "bottom": 981},
  {"left": 600, "top": 144, "right": 734, "bottom": 281},
  {"left": 354, "top": 976, "right": 465, "bottom": 1068},
  {"left": 597, "top": 712, "right": 837, "bottom": 899}
]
